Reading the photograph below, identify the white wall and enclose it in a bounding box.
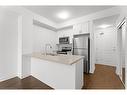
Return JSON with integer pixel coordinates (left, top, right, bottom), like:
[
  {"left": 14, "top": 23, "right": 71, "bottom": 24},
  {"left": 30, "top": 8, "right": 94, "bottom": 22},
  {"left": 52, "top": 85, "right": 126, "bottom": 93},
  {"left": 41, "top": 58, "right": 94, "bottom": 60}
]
[
  {"left": 17, "top": 14, "right": 33, "bottom": 79},
  {"left": 19, "top": 12, "right": 33, "bottom": 79},
  {"left": 0, "top": 9, "right": 18, "bottom": 81},
  {"left": 22, "top": 55, "right": 31, "bottom": 79},
  {"left": 22, "top": 14, "right": 33, "bottom": 55},
  {"left": 1, "top": 7, "right": 57, "bottom": 79},
  {"left": 33, "top": 25, "right": 57, "bottom": 53},
  {"left": 17, "top": 16, "right": 22, "bottom": 78},
  {"left": 0, "top": 7, "right": 34, "bottom": 79},
  {"left": 21, "top": 14, "right": 34, "bottom": 78}
]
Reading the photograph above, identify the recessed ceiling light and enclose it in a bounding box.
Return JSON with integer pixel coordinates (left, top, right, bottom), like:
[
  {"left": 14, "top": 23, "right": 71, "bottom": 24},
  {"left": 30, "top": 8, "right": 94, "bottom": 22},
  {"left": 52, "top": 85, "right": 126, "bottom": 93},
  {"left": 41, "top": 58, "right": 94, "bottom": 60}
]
[
  {"left": 98, "top": 24, "right": 111, "bottom": 28},
  {"left": 57, "top": 11, "right": 69, "bottom": 19}
]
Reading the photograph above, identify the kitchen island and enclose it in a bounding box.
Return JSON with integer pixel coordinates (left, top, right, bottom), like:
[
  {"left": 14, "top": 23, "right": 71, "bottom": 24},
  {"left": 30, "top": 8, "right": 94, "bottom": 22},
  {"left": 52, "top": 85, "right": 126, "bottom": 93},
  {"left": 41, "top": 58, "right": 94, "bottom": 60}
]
[{"left": 31, "top": 52, "right": 84, "bottom": 89}]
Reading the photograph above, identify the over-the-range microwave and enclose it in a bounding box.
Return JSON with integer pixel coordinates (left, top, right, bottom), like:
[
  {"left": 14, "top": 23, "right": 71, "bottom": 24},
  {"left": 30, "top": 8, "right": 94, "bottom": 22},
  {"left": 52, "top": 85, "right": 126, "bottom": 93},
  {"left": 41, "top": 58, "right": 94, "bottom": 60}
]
[{"left": 59, "top": 37, "right": 69, "bottom": 44}]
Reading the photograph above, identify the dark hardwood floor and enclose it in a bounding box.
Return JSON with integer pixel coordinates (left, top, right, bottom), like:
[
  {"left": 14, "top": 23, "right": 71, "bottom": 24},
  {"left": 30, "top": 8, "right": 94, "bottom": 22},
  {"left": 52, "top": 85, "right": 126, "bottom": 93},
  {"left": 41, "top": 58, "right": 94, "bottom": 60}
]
[
  {"left": 0, "top": 76, "right": 53, "bottom": 89},
  {"left": 83, "top": 64, "right": 125, "bottom": 89},
  {"left": 0, "top": 64, "right": 125, "bottom": 89}
]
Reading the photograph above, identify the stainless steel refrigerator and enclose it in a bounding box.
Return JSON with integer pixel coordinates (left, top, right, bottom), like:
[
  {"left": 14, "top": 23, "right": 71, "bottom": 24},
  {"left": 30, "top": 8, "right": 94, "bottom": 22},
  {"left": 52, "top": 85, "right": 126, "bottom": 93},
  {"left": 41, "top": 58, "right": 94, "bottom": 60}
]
[{"left": 73, "top": 34, "right": 90, "bottom": 73}]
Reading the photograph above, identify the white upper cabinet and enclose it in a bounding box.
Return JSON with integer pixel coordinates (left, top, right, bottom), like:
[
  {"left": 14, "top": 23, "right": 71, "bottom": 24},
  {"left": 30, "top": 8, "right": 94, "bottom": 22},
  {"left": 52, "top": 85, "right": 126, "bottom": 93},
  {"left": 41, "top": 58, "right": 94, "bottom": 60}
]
[
  {"left": 81, "top": 21, "right": 89, "bottom": 34},
  {"left": 57, "top": 21, "right": 89, "bottom": 44},
  {"left": 73, "top": 23, "right": 82, "bottom": 35},
  {"left": 73, "top": 21, "right": 89, "bottom": 35}
]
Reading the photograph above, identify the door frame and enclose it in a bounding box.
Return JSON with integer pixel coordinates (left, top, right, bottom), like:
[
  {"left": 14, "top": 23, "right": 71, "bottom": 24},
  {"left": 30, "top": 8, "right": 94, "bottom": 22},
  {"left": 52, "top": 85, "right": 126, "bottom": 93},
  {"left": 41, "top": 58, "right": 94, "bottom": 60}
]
[
  {"left": 116, "top": 17, "right": 126, "bottom": 88},
  {"left": 94, "top": 27, "right": 117, "bottom": 66}
]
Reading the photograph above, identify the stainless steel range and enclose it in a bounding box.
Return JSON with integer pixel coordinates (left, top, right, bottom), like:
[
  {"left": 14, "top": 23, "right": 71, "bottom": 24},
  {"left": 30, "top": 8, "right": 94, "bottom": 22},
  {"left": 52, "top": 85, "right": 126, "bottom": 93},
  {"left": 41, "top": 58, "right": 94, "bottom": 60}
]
[{"left": 57, "top": 47, "right": 72, "bottom": 54}]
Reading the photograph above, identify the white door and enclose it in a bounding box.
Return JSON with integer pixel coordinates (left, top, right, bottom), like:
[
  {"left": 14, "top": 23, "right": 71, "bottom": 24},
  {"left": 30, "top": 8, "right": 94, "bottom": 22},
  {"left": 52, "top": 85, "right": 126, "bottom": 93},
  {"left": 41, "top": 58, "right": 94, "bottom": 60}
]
[{"left": 95, "top": 27, "right": 117, "bottom": 66}]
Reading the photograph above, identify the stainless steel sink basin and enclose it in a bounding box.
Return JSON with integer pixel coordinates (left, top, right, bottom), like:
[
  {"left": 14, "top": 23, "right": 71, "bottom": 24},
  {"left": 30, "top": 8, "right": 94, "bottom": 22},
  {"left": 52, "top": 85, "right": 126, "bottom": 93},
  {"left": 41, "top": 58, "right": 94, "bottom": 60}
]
[{"left": 48, "top": 53, "right": 57, "bottom": 56}]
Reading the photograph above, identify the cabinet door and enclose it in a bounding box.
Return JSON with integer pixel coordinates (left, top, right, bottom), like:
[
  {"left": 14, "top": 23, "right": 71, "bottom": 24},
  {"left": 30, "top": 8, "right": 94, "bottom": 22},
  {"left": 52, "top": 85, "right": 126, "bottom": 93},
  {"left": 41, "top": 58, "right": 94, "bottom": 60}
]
[
  {"left": 73, "top": 24, "right": 78, "bottom": 35},
  {"left": 73, "top": 23, "right": 82, "bottom": 35},
  {"left": 57, "top": 31, "right": 65, "bottom": 38},
  {"left": 81, "top": 21, "right": 89, "bottom": 34}
]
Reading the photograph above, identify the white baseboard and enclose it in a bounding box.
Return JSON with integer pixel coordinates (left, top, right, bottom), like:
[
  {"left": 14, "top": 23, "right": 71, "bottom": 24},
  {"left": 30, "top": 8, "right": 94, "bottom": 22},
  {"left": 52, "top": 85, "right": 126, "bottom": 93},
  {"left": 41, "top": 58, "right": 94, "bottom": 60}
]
[
  {"left": 90, "top": 65, "right": 95, "bottom": 74},
  {"left": 96, "top": 63, "right": 116, "bottom": 67},
  {"left": 117, "top": 74, "right": 126, "bottom": 88},
  {"left": 0, "top": 74, "right": 17, "bottom": 82},
  {"left": 21, "top": 74, "right": 30, "bottom": 79}
]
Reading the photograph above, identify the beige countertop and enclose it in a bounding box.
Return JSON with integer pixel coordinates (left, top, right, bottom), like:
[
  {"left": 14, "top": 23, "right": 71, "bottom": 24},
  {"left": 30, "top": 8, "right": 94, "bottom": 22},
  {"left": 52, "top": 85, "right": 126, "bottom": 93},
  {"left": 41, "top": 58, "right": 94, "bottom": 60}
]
[{"left": 31, "top": 52, "right": 84, "bottom": 65}]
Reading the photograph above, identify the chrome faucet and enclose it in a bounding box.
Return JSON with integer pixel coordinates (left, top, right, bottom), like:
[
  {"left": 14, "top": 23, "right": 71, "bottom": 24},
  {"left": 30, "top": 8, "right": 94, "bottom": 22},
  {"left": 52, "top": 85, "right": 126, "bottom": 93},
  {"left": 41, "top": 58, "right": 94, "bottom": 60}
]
[{"left": 45, "top": 44, "right": 52, "bottom": 55}]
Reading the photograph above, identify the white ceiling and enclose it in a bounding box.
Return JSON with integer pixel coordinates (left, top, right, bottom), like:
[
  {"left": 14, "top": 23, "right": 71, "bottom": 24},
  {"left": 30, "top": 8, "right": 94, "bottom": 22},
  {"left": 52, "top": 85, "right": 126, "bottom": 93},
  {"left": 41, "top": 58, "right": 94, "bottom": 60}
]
[
  {"left": 24, "top": 6, "right": 114, "bottom": 23},
  {"left": 93, "top": 14, "right": 119, "bottom": 29}
]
